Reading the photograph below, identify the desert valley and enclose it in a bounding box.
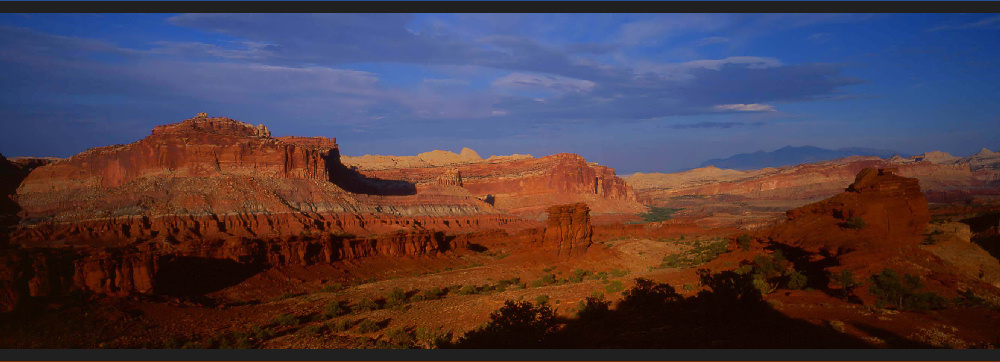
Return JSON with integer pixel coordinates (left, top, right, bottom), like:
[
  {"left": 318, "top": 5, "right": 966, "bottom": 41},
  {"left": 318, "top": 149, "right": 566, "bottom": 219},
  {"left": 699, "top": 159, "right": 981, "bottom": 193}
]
[{"left": 2, "top": 113, "right": 1000, "bottom": 349}]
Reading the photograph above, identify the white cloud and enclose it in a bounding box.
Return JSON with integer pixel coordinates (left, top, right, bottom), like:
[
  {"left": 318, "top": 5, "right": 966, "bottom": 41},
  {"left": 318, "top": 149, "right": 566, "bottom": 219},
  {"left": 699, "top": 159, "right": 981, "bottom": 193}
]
[
  {"left": 713, "top": 103, "right": 776, "bottom": 112},
  {"left": 493, "top": 72, "right": 596, "bottom": 93}
]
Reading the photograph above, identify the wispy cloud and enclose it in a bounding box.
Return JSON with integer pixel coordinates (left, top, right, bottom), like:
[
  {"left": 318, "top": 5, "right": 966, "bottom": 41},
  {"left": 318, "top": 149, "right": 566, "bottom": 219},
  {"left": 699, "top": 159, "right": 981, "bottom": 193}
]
[
  {"left": 713, "top": 104, "right": 776, "bottom": 112},
  {"left": 929, "top": 15, "right": 1000, "bottom": 31}
]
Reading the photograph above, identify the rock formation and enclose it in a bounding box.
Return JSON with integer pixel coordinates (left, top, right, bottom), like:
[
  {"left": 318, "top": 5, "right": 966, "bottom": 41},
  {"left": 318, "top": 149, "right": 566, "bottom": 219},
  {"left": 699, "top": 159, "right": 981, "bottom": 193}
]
[
  {"left": 344, "top": 152, "right": 644, "bottom": 218},
  {"left": 436, "top": 169, "right": 463, "bottom": 187},
  {"left": 0, "top": 245, "right": 157, "bottom": 312},
  {"left": 631, "top": 153, "right": 1000, "bottom": 206},
  {"left": 764, "top": 168, "right": 930, "bottom": 255},
  {"left": 540, "top": 203, "right": 593, "bottom": 256}
]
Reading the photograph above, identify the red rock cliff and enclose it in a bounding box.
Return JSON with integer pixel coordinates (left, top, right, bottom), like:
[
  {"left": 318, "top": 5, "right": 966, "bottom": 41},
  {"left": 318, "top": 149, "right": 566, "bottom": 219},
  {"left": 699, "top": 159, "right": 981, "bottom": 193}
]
[
  {"left": 540, "top": 203, "right": 593, "bottom": 256},
  {"left": 19, "top": 115, "right": 337, "bottom": 194},
  {"left": 344, "top": 152, "right": 644, "bottom": 218},
  {"left": 763, "top": 168, "right": 930, "bottom": 256}
]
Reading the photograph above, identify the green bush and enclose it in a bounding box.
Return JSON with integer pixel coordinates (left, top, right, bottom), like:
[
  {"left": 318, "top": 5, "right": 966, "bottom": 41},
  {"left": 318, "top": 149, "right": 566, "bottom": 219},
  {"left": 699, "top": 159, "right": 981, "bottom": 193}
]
[
  {"left": 605, "top": 280, "right": 625, "bottom": 294},
  {"left": 457, "top": 285, "right": 479, "bottom": 295},
  {"left": 356, "top": 319, "right": 382, "bottom": 333},
  {"left": 422, "top": 287, "right": 445, "bottom": 300},
  {"left": 736, "top": 234, "right": 752, "bottom": 251},
  {"left": 457, "top": 301, "right": 556, "bottom": 348},
  {"left": 300, "top": 324, "right": 325, "bottom": 335},
  {"left": 534, "top": 294, "right": 550, "bottom": 305},
  {"left": 384, "top": 327, "right": 415, "bottom": 347},
  {"left": 617, "top": 278, "right": 682, "bottom": 313},
  {"left": 868, "top": 268, "right": 948, "bottom": 311},
  {"left": 415, "top": 327, "right": 449, "bottom": 349},
  {"left": 845, "top": 216, "right": 867, "bottom": 229},
  {"left": 639, "top": 206, "right": 681, "bottom": 223},
  {"left": 319, "top": 283, "right": 345, "bottom": 293},
  {"left": 252, "top": 326, "right": 275, "bottom": 341},
  {"left": 330, "top": 319, "right": 353, "bottom": 332},
  {"left": 385, "top": 288, "right": 408, "bottom": 308},
  {"left": 786, "top": 270, "right": 808, "bottom": 290},
  {"left": 355, "top": 298, "right": 380, "bottom": 312},
  {"left": 273, "top": 313, "right": 300, "bottom": 327},
  {"left": 830, "top": 269, "right": 861, "bottom": 300},
  {"left": 575, "top": 295, "right": 611, "bottom": 320},
  {"left": 324, "top": 300, "right": 350, "bottom": 318}
]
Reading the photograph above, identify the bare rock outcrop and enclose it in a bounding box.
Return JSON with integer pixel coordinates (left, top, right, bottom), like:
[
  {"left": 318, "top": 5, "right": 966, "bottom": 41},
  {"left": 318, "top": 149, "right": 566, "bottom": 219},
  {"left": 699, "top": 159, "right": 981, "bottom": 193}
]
[
  {"left": 767, "top": 168, "right": 930, "bottom": 255},
  {"left": 540, "top": 203, "right": 593, "bottom": 256},
  {"left": 436, "top": 169, "right": 464, "bottom": 187},
  {"left": 345, "top": 152, "right": 644, "bottom": 218},
  {"left": 0, "top": 246, "right": 157, "bottom": 313}
]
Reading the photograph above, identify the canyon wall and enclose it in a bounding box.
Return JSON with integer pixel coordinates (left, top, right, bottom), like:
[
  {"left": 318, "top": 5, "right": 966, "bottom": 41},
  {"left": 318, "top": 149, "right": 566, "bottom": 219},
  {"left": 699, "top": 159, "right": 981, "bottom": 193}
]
[
  {"left": 344, "top": 152, "right": 644, "bottom": 218},
  {"left": 630, "top": 155, "right": 1000, "bottom": 206}
]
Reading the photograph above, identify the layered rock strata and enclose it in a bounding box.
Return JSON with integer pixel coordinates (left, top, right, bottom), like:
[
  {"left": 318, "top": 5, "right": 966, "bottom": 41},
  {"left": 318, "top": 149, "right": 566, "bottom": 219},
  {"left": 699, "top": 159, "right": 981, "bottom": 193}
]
[
  {"left": 344, "top": 152, "right": 644, "bottom": 218},
  {"left": 540, "top": 203, "right": 593, "bottom": 256},
  {"left": 630, "top": 154, "right": 1000, "bottom": 206}
]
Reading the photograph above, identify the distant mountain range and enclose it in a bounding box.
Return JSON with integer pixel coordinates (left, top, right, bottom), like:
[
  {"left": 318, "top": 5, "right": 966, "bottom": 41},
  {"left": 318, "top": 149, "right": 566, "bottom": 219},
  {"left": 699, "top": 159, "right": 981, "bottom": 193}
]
[{"left": 698, "top": 145, "right": 908, "bottom": 170}]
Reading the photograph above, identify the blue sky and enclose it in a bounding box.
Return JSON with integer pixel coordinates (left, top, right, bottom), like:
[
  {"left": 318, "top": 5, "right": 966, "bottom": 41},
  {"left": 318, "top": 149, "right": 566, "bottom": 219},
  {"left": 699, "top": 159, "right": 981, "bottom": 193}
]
[{"left": 1, "top": 14, "right": 998, "bottom": 173}]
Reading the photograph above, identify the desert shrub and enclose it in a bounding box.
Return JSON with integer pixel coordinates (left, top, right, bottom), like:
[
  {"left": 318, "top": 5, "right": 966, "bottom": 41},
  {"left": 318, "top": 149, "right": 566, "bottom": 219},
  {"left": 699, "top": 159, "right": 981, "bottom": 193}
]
[
  {"left": 575, "top": 295, "right": 611, "bottom": 320},
  {"left": 845, "top": 216, "right": 867, "bottom": 229},
  {"left": 830, "top": 269, "right": 861, "bottom": 301},
  {"left": 639, "top": 206, "right": 681, "bottom": 222},
  {"left": 415, "top": 327, "right": 450, "bottom": 349},
  {"left": 923, "top": 230, "right": 944, "bottom": 245},
  {"left": 422, "top": 287, "right": 445, "bottom": 300},
  {"left": 697, "top": 268, "right": 764, "bottom": 304},
  {"left": 384, "top": 327, "right": 415, "bottom": 347},
  {"left": 534, "top": 294, "right": 550, "bottom": 305},
  {"left": 868, "top": 268, "right": 948, "bottom": 311},
  {"left": 682, "top": 283, "right": 695, "bottom": 292},
  {"left": 955, "top": 289, "right": 991, "bottom": 308},
  {"left": 385, "top": 288, "right": 408, "bottom": 308},
  {"left": 319, "top": 283, "right": 345, "bottom": 293},
  {"left": 356, "top": 319, "right": 382, "bottom": 333},
  {"left": 610, "top": 269, "right": 629, "bottom": 277},
  {"left": 604, "top": 280, "right": 625, "bottom": 294},
  {"left": 273, "top": 313, "right": 299, "bottom": 327},
  {"left": 617, "top": 278, "right": 682, "bottom": 313},
  {"left": 736, "top": 234, "right": 752, "bottom": 251},
  {"left": 457, "top": 300, "right": 556, "bottom": 348},
  {"left": 330, "top": 319, "right": 353, "bottom": 332},
  {"left": 252, "top": 326, "right": 275, "bottom": 341},
  {"left": 300, "top": 324, "right": 325, "bottom": 335},
  {"left": 457, "top": 285, "right": 479, "bottom": 295},
  {"left": 355, "top": 298, "right": 380, "bottom": 312},
  {"left": 323, "top": 300, "right": 350, "bottom": 318},
  {"left": 786, "top": 270, "right": 808, "bottom": 290},
  {"left": 541, "top": 273, "right": 557, "bottom": 284}
]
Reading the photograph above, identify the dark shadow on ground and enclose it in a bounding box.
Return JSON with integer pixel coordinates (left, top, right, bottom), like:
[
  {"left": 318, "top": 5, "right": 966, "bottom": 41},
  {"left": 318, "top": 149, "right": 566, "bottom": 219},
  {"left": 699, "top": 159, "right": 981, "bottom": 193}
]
[
  {"left": 155, "top": 256, "right": 265, "bottom": 296},
  {"left": 961, "top": 212, "right": 1000, "bottom": 260},
  {"left": 450, "top": 272, "right": 929, "bottom": 348}
]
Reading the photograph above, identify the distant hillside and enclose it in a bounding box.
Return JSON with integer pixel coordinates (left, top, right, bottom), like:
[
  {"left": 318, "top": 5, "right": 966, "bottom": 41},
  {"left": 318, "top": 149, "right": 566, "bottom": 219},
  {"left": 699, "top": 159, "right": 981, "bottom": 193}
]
[{"left": 698, "top": 145, "right": 907, "bottom": 170}]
